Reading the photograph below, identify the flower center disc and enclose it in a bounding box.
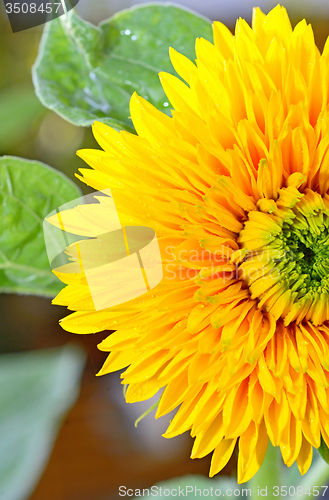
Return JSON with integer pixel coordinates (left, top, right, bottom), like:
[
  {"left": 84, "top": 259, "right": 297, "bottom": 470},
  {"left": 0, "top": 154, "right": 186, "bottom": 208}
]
[{"left": 234, "top": 187, "right": 329, "bottom": 325}]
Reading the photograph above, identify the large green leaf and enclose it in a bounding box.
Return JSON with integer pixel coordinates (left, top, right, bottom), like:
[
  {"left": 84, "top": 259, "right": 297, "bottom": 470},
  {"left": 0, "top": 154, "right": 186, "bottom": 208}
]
[
  {"left": 0, "top": 156, "right": 81, "bottom": 297},
  {"left": 32, "top": 4, "right": 212, "bottom": 132},
  {"left": 0, "top": 344, "right": 86, "bottom": 500},
  {"left": 132, "top": 476, "right": 244, "bottom": 499}
]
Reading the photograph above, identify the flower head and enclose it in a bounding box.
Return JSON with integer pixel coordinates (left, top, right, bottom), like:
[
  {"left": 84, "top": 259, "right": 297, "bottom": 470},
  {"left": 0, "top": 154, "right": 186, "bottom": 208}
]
[{"left": 52, "top": 5, "right": 329, "bottom": 482}]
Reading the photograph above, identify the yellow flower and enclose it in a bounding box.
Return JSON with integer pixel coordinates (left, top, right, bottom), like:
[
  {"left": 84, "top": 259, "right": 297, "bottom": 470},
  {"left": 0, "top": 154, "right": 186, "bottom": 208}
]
[{"left": 52, "top": 5, "right": 329, "bottom": 482}]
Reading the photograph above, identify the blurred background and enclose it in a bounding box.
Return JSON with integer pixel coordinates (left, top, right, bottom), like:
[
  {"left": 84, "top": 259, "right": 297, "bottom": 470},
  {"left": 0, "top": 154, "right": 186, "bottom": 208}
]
[{"left": 0, "top": 1, "right": 329, "bottom": 499}]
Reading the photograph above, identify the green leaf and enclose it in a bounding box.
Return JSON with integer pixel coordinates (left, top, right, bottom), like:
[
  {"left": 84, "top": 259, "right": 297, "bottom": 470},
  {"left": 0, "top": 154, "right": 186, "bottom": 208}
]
[
  {"left": 0, "top": 344, "right": 86, "bottom": 500},
  {"left": 0, "top": 83, "right": 46, "bottom": 151},
  {"left": 318, "top": 438, "right": 329, "bottom": 465},
  {"left": 32, "top": 4, "right": 212, "bottom": 131},
  {"left": 0, "top": 156, "right": 81, "bottom": 297},
  {"left": 132, "top": 475, "right": 243, "bottom": 499}
]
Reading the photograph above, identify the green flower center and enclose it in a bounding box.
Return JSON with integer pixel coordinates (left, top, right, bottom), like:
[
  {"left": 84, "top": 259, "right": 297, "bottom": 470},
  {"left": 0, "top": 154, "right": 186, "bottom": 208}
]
[
  {"left": 283, "top": 231, "right": 329, "bottom": 284},
  {"left": 234, "top": 187, "right": 329, "bottom": 325},
  {"left": 278, "top": 226, "right": 329, "bottom": 296}
]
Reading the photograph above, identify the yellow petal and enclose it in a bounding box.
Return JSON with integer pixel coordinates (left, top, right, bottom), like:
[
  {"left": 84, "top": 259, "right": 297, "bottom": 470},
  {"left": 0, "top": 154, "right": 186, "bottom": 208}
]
[
  {"left": 209, "top": 438, "right": 237, "bottom": 477},
  {"left": 238, "top": 419, "right": 269, "bottom": 483}
]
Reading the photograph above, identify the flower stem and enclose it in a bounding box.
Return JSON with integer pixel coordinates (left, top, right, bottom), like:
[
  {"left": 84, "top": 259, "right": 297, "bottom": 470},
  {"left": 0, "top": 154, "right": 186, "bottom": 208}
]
[{"left": 249, "top": 442, "right": 281, "bottom": 500}]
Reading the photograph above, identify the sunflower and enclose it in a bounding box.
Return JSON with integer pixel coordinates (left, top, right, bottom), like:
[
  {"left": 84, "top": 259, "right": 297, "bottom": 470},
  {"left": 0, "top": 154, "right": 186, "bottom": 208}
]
[{"left": 50, "top": 5, "right": 329, "bottom": 483}]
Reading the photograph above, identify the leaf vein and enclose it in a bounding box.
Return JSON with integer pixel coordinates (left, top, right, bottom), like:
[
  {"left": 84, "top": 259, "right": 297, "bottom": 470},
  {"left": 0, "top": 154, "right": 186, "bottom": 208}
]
[
  {"left": 0, "top": 261, "right": 54, "bottom": 278},
  {"left": 109, "top": 54, "right": 162, "bottom": 74},
  {"left": 0, "top": 188, "right": 43, "bottom": 224}
]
